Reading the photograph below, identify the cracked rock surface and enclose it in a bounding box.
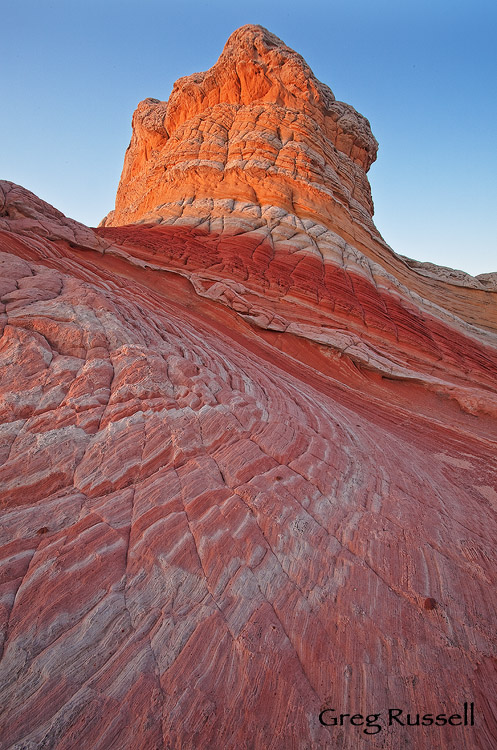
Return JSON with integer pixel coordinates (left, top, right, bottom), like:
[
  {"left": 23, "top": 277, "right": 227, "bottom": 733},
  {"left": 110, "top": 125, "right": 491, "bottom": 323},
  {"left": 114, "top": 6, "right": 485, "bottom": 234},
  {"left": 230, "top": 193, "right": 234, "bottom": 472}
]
[
  {"left": 1, "top": 24, "right": 497, "bottom": 750},
  {"left": 1, "top": 182, "right": 497, "bottom": 749}
]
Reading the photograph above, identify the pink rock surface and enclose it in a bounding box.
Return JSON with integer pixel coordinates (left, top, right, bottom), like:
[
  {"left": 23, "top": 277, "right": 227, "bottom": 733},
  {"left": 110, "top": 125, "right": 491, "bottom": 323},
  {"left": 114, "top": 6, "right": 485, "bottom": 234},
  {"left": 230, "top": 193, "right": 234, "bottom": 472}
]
[
  {"left": 1, "top": 181, "right": 496, "bottom": 749},
  {"left": 1, "top": 25, "right": 497, "bottom": 750}
]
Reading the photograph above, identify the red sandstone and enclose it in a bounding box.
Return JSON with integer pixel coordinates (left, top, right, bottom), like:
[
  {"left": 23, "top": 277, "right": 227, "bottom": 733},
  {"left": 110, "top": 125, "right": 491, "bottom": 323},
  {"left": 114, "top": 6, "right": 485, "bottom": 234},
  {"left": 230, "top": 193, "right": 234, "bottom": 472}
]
[{"left": 1, "top": 24, "right": 497, "bottom": 750}]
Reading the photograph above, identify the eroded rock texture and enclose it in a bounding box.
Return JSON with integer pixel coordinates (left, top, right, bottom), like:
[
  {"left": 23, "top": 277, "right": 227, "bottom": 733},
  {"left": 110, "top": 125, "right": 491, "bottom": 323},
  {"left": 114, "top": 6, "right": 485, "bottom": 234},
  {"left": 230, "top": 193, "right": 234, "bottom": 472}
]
[
  {"left": 1, "top": 24, "right": 497, "bottom": 750},
  {"left": 104, "top": 24, "right": 378, "bottom": 233}
]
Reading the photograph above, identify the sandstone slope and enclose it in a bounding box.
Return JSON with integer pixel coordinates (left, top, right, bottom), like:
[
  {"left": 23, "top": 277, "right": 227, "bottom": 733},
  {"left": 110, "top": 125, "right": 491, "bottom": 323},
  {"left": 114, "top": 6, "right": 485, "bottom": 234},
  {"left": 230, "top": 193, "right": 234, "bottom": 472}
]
[{"left": 1, "top": 24, "right": 497, "bottom": 750}]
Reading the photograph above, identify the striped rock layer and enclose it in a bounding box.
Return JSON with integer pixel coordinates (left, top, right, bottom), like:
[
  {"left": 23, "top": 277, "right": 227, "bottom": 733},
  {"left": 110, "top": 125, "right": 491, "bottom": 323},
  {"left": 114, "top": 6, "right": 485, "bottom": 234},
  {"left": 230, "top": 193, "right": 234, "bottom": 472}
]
[{"left": 1, "top": 24, "right": 497, "bottom": 750}]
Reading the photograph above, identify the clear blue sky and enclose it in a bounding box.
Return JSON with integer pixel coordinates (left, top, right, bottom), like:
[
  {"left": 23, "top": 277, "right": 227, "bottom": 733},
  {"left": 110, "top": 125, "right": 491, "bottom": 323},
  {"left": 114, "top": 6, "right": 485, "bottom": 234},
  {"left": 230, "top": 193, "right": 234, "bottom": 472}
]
[{"left": 2, "top": 0, "right": 496, "bottom": 275}]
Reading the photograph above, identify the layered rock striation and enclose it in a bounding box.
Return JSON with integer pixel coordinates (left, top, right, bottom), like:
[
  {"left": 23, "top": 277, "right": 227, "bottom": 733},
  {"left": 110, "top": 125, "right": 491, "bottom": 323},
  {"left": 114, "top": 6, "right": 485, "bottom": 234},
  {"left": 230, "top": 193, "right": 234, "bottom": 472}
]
[
  {"left": 104, "top": 24, "right": 378, "bottom": 232},
  {"left": 1, "top": 25, "right": 497, "bottom": 750}
]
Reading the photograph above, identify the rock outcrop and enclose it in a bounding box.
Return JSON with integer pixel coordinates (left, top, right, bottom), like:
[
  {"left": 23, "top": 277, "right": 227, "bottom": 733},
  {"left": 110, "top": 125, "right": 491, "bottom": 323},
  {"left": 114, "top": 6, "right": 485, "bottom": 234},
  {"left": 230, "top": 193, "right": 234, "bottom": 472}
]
[
  {"left": 104, "top": 24, "right": 378, "bottom": 233},
  {"left": 1, "top": 25, "right": 497, "bottom": 750}
]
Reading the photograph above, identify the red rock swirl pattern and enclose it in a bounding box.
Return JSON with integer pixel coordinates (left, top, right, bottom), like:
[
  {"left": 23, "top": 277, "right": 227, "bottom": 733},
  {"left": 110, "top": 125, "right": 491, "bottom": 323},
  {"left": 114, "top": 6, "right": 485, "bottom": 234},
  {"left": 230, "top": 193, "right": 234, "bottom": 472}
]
[
  {"left": 1, "top": 223, "right": 496, "bottom": 748},
  {"left": 97, "top": 207, "right": 497, "bottom": 417}
]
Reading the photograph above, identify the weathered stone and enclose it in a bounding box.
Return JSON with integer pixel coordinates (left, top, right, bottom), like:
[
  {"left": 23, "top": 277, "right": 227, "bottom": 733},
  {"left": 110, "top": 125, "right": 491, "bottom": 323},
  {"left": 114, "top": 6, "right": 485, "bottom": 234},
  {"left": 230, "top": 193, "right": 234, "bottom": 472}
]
[{"left": 1, "top": 23, "right": 496, "bottom": 750}]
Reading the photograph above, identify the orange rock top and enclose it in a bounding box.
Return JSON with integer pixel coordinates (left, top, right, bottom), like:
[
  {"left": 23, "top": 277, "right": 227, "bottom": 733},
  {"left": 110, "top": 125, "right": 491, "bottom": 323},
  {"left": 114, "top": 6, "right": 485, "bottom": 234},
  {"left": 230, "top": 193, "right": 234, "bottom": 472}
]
[{"left": 106, "top": 24, "right": 378, "bottom": 230}]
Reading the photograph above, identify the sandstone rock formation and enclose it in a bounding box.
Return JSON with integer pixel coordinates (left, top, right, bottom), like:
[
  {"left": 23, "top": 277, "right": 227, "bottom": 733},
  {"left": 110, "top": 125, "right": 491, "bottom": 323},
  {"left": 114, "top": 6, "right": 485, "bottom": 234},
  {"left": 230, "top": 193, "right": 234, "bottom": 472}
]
[
  {"left": 1, "top": 25, "right": 497, "bottom": 750},
  {"left": 105, "top": 25, "right": 377, "bottom": 225}
]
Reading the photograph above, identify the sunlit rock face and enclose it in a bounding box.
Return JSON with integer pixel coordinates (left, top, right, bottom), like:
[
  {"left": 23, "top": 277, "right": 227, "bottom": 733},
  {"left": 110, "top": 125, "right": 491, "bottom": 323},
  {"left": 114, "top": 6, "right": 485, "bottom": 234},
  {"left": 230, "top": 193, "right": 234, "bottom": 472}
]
[
  {"left": 1, "top": 25, "right": 497, "bottom": 750},
  {"left": 104, "top": 24, "right": 378, "bottom": 233}
]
